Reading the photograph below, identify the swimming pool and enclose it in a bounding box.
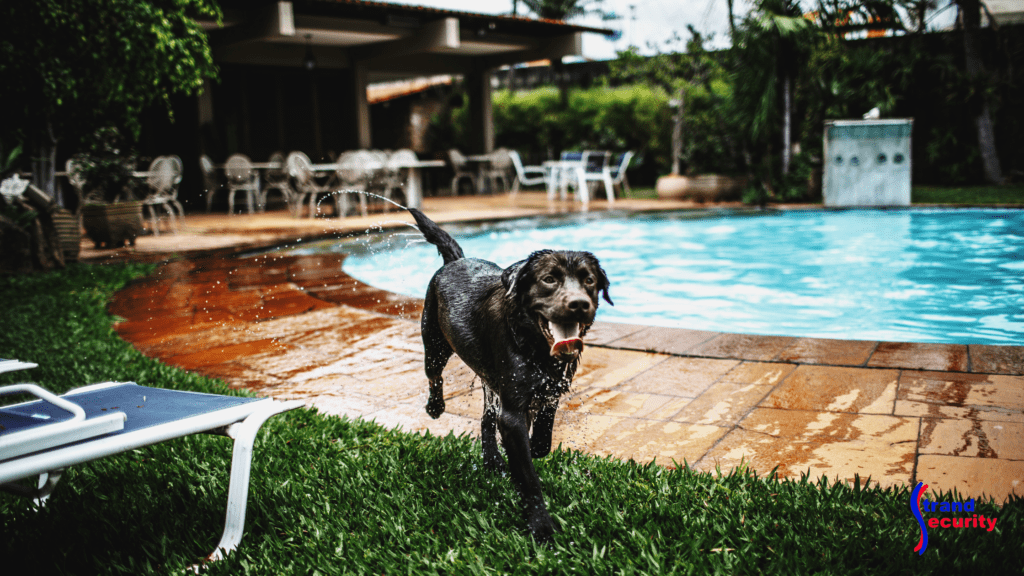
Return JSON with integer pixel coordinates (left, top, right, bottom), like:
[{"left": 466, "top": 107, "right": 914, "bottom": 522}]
[{"left": 293, "top": 208, "right": 1024, "bottom": 345}]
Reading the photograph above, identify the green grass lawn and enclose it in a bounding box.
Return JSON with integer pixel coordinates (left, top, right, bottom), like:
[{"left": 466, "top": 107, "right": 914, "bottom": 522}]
[
  {"left": 2, "top": 264, "right": 1022, "bottom": 574},
  {"left": 912, "top": 184, "right": 1024, "bottom": 205}
]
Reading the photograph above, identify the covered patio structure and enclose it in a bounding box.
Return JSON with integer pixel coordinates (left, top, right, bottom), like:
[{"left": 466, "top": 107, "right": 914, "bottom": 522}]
[{"left": 145, "top": 0, "right": 612, "bottom": 207}]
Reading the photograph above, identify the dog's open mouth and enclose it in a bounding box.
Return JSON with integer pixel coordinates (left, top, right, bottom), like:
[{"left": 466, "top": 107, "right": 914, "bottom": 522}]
[{"left": 541, "top": 319, "right": 584, "bottom": 359}]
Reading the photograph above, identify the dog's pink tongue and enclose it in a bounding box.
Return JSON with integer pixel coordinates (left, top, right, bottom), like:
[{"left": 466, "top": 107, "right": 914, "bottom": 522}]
[{"left": 549, "top": 322, "right": 583, "bottom": 358}]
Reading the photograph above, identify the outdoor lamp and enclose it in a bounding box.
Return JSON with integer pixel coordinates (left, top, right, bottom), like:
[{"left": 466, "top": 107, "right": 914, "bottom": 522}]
[{"left": 304, "top": 34, "right": 316, "bottom": 71}]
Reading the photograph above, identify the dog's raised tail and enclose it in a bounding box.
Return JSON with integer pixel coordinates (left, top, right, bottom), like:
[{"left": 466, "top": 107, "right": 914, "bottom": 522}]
[{"left": 409, "top": 208, "right": 464, "bottom": 265}]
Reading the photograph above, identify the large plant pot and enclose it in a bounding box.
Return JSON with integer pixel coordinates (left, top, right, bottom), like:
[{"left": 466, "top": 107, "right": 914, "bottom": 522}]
[
  {"left": 51, "top": 209, "right": 81, "bottom": 263},
  {"left": 82, "top": 201, "right": 143, "bottom": 249},
  {"left": 656, "top": 174, "right": 748, "bottom": 202}
]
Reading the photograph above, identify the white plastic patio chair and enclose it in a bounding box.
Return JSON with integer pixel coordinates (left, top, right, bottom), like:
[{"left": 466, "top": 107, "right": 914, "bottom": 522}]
[
  {"left": 484, "top": 148, "right": 514, "bottom": 194},
  {"left": 64, "top": 156, "right": 92, "bottom": 208},
  {"left": 507, "top": 150, "right": 547, "bottom": 194},
  {"left": 142, "top": 156, "right": 184, "bottom": 235},
  {"left": 259, "top": 152, "right": 298, "bottom": 215},
  {"left": 608, "top": 151, "right": 635, "bottom": 198},
  {"left": 553, "top": 151, "right": 588, "bottom": 204},
  {"left": 579, "top": 151, "right": 615, "bottom": 204},
  {"left": 383, "top": 149, "right": 418, "bottom": 209},
  {"left": 447, "top": 149, "right": 477, "bottom": 196},
  {"left": 200, "top": 154, "right": 224, "bottom": 212},
  {"left": 222, "top": 154, "right": 259, "bottom": 215},
  {"left": 287, "top": 151, "right": 341, "bottom": 218},
  {"left": 0, "top": 359, "right": 302, "bottom": 563},
  {"left": 329, "top": 148, "right": 366, "bottom": 216}
]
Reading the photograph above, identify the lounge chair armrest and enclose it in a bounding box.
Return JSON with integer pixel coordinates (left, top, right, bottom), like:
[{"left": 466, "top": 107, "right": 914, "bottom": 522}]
[
  {"left": 0, "top": 383, "right": 86, "bottom": 421},
  {"left": 0, "top": 384, "right": 128, "bottom": 462},
  {"left": 0, "top": 360, "right": 38, "bottom": 374}
]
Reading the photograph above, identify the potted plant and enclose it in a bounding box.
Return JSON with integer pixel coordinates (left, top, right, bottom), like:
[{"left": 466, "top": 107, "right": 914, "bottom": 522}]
[
  {"left": 72, "top": 128, "right": 144, "bottom": 249},
  {"left": 0, "top": 140, "right": 75, "bottom": 271}
]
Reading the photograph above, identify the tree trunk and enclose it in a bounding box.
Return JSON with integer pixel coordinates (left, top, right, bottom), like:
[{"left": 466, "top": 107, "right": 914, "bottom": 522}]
[
  {"left": 30, "top": 121, "right": 61, "bottom": 207},
  {"left": 959, "top": 0, "right": 1003, "bottom": 183},
  {"left": 725, "top": 0, "right": 737, "bottom": 40},
  {"left": 671, "top": 86, "right": 684, "bottom": 175},
  {"left": 782, "top": 73, "right": 792, "bottom": 176},
  {"left": 553, "top": 59, "right": 569, "bottom": 108}
]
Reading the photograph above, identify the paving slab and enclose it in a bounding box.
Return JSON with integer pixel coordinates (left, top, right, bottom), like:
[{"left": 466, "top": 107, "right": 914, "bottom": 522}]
[
  {"left": 916, "top": 455, "right": 1024, "bottom": 504},
  {"left": 695, "top": 408, "right": 919, "bottom": 488},
  {"left": 969, "top": 344, "right": 1024, "bottom": 375},
  {"left": 918, "top": 419, "right": 1024, "bottom": 460},
  {"left": 777, "top": 338, "right": 878, "bottom": 366},
  {"left": 868, "top": 342, "right": 969, "bottom": 372},
  {"left": 670, "top": 382, "right": 776, "bottom": 426},
  {"left": 761, "top": 365, "right": 899, "bottom": 415}
]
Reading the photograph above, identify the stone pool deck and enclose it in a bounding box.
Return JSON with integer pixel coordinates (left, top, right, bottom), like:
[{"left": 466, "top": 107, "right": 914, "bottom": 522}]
[{"left": 89, "top": 193, "right": 1024, "bottom": 504}]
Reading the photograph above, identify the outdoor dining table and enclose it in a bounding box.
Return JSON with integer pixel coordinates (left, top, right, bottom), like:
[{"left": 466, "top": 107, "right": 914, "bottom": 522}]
[
  {"left": 464, "top": 154, "right": 495, "bottom": 194},
  {"left": 542, "top": 159, "right": 587, "bottom": 203}
]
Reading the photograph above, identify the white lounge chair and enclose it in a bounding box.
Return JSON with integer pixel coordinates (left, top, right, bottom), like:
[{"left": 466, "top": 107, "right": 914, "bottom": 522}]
[{"left": 0, "top": 359, "right": 303, "bottom": 563}]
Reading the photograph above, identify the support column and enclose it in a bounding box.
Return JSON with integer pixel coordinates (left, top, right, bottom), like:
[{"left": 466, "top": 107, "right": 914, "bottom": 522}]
[
  {"left": 350, "top": 61, "right": 371, "bottom": 149},
  {"left": 466, "top": 68, "right": 494, "bottom": 154}
]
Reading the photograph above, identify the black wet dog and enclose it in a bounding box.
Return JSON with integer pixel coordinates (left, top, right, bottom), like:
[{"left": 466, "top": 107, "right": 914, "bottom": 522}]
[{"left": 409, "top": 208, "right": 612, "bottom": 542}]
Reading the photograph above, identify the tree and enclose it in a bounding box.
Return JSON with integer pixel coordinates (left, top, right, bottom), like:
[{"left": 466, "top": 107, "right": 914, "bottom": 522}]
[
  {"left": 518, "top": 0, "right": 598, "bottom": 20},
  {"left": 954, "top": 0, "right": 1003, "bottom": 183},
  {"left": 0, "top": 0, "right": 221, "bottom": 203},
  {"left": 520, "top": 0, "right": 605, "bottom": 108},
  {"left": 610, "top": 27, "right": 738, "bottom": 176},
  {"left": 732, "top": 0, "right": 822, "bottom": 185}
]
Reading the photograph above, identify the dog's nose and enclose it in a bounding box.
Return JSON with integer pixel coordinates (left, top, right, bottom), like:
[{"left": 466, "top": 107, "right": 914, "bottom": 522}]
[{"left": 567, "top": 297, "right": 591, "bottom": 313}]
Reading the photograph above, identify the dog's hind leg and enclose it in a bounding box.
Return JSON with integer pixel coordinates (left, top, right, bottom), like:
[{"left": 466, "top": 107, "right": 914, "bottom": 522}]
[
  {"left": 421, "top": 288, "right": 452, "bottom": 419},
  {"left": 530, "top": 398, "right": 558, "bottom": 459},
  {"left": 481, "top": 386, "right": 506, "bottom": 472}
]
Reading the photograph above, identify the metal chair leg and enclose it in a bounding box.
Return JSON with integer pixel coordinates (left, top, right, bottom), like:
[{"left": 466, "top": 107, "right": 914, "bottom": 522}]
[{"left": 204, "top": 401, "right": 301, "bottom": 563}]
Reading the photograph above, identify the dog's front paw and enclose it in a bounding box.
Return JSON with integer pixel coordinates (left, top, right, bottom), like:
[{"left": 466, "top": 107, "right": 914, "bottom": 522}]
[
  {"left": 425, "top": 393, "right": 445, "bottom": 419},
  {"left": 530, "top": 442, "right": 551, "bottom": 459},
  {"left": 483, "top": 452, "right": 507, "bottom": 474},
  {"left": 527, "top": 510, "right": 556, "bottom": 543}
]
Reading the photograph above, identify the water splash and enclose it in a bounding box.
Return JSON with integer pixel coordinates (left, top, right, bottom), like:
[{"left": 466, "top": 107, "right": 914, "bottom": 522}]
[{"left": 314, "top": 189, "right": 409, "bottom": 216}]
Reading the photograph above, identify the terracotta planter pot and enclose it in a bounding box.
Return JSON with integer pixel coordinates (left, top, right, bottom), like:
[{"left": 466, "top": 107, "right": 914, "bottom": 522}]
[
  {"left": 656, "top": 174, "right": 748, "bottom": 202},
  {"left": 51, "top": 209, "right": 81, "bottom": 263},
  {"left": 82, "top": 201, "right": 143, "bottom": 249}
]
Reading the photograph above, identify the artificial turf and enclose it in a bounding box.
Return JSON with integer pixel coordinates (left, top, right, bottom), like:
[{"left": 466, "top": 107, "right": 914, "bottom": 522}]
[{"left": 1, "top": 263, "right": 1021, "bottom": 575}]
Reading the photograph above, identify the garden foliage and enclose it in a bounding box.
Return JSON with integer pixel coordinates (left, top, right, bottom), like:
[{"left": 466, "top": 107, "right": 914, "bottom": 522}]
[{"left": 438, "top": 20, "right": 1022, "bottom": 197}]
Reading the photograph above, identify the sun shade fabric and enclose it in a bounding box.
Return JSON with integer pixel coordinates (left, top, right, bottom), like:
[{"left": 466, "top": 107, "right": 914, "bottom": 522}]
[{"left": 0, "top": 383, "right": 259, "bottom": 460}]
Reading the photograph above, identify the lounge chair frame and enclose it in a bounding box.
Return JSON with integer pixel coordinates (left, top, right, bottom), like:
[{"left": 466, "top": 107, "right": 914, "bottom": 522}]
[{"left": 0, "top": 365, "right": 302, "bottom": 563}]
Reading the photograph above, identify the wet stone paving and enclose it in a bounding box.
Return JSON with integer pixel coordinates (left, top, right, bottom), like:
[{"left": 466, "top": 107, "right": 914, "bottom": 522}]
[{"left": 109, "top": 249, "right": 1024, "bottom": 504}]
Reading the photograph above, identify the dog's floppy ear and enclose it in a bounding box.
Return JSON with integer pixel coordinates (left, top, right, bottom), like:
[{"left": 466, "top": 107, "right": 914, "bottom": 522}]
[
  {"left": 502, "top": 250, "right": 551, "bottom": 301},
  {"left": 501, "top": 259, "right": 528, "bottom": 301},
  {"left": 585, "top": 252, "right": 614, "bottom": 306}
]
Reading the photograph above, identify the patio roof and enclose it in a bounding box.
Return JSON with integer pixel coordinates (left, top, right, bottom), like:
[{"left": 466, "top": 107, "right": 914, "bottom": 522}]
[{"left": 203, "top": 0, "right": 615, "bottom": 82}]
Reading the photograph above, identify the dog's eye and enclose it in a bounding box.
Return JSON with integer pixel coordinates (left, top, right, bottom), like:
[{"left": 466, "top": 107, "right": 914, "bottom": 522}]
[
  {"left": 542, "top": 275, "right": 557, "bottom": 284},
  {"left": 583, "top": 276, "right": 596, "bottom": 286}
]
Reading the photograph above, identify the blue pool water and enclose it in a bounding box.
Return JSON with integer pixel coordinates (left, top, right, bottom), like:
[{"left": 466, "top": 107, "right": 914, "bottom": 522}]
[{"left": 294, "top": 209, "right": 1024, "bottom": 345}]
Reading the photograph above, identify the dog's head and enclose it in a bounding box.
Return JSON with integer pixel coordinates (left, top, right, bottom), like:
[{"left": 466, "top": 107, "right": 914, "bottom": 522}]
[{"left": 502, "top": 250, "right": 612, "bottom": 360}]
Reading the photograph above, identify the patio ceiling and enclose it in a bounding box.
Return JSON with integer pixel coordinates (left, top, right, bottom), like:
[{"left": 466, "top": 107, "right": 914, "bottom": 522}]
[{"left": 203, "top": 0, "right": 614, "bottom": 82}]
